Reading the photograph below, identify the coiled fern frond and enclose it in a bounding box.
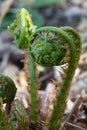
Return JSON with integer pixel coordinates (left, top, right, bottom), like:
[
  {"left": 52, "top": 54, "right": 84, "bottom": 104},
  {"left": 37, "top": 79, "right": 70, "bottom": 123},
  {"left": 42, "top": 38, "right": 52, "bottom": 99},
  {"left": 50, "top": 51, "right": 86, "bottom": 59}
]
[
  {"left": 29, "top": 26, "right": 82, "bottom": 129},
  {"left": 8, "top": 8, "right": 36, "bottom": 48}
]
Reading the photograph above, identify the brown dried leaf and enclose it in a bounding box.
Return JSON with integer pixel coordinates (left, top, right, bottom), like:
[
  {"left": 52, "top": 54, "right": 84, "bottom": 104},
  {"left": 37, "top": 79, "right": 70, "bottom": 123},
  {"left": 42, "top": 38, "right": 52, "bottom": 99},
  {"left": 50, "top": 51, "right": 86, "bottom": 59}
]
[{"left": 38, "top": 82, "right": 59, "bottom": 124}]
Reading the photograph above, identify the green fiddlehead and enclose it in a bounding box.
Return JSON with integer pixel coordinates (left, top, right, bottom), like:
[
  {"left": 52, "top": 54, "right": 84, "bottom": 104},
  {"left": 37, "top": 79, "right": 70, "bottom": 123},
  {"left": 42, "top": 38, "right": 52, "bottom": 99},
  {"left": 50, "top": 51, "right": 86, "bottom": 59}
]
[
  {"left": 8, "top": 8, "right": 38, "bottom": 122},
  {"left": 8, "top": 8, "right": 36, "bottom": 48},
  {"left": 0, "top": 74, "right": 17, "bottom": 104},
  {"left": 29, "top": 26, "right": 82, "bottom": 129}
]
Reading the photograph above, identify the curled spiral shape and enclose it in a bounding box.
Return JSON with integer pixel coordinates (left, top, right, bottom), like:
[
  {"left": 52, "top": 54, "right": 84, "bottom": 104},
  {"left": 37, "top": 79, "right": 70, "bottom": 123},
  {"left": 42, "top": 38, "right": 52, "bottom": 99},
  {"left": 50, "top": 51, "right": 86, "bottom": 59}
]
[
  {"left": 30, "top": 26, "right": 81, "bottom": 66},
  {"left": 0, "top": 74, "right": 17, "bottom": 103},
  {"left": 8, "top": 8, "right": 36, "bottom": 48},
  {"left": 30, "top": 26, "right": 82, "bottom": 129}
]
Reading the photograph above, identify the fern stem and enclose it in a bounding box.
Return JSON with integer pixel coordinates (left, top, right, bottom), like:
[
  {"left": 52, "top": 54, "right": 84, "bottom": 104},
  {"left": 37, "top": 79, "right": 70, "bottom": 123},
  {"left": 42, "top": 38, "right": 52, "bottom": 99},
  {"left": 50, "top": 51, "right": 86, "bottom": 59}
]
[
  {"left": 29, "top": 54, "right": 38, "bottom": 121},
  {"left": 49, "top": 28, "right": 82, "bottom": 130}
]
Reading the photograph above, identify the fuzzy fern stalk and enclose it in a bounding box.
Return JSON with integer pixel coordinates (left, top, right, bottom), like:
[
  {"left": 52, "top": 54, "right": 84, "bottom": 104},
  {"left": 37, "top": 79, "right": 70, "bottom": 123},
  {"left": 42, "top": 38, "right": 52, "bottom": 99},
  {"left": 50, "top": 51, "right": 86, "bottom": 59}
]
[
  {"left": 0, "top": 98, "right": 10, "bottom": 130},
  {"left": 0, "top": 108, "right": 11, "bottom": 130},
  {"left": 8, "top": 8, "right": 38, "bottom": 122},
  {"left": 10, "top": 100, "right": 29, "bottom": 130},
  {"left": 30, "top": 26, "right": 82, "bottom": 130},
  {"left": 29, "top": 54, "right": 38, "bottom": 121}
]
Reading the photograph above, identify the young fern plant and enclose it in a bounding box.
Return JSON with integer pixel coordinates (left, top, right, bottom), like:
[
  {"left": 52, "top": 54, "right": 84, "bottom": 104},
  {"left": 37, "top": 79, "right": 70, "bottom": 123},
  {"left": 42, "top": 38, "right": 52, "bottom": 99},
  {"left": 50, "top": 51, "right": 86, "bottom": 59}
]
[
  {"left": 8, "top": 8, "right": 36, "bottom": 48},
  {"left": 0, "top": 8, "right": 82, "bottom": 130},
  {"left": 29, "top": 26, "right": 82, "bottom": 129},
  {"left": 8, "top": 8, "right": 38, "bottom": 122}
]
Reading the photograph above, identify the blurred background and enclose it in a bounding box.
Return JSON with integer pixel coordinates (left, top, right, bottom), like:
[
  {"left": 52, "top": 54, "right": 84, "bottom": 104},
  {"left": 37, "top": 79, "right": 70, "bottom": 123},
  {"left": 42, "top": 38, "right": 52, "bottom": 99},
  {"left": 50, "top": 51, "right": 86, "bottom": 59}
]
[{"left": 0, "top": 0, "right": 87, "bottom": 128}]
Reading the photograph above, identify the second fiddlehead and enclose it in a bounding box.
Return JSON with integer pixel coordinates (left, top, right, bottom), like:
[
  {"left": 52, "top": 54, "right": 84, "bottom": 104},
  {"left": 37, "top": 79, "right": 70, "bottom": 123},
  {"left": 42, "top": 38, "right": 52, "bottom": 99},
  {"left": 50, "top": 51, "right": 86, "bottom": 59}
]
[
  {"left": 0, "top": 74, "right": 17, "bottom": 104},
  {"left": 8, "top": 8, "right": 36, "bottom": 48},
  {"left": 8, "top": 8, "right": 38, "bottom": 122},
  {"left": 30, "top": 26, "right": 82, "bottom": 129}
]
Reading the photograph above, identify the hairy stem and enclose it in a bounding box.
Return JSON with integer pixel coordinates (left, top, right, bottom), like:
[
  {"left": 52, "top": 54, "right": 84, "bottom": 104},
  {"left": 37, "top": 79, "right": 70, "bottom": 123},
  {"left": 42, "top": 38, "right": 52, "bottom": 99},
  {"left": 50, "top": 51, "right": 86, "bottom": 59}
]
[
  {"left": 49, "top": 28, "right": 82, "bottom": 130},
  {"left": 29, "top": 54, "right": 38, "bottom": 121},
  {"left": 0, "top": 109, "right": 11, "bottom": 130}
]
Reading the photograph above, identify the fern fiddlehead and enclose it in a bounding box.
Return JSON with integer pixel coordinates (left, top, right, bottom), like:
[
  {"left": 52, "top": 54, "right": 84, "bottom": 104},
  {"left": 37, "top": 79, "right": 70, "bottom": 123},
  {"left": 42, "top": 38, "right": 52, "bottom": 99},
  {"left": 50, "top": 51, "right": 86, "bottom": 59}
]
[
  {"left": 8, "top": 8, "right": 36, "bottom": 48},
  {"left": 0, "top": 74, "right": 17, "bottom": 104},
  {"left": 8, "top": 8, "right": 38, "bottom": 122},
  {"left": 29, "top": 26, "right": 82, "bottom": 129}
]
